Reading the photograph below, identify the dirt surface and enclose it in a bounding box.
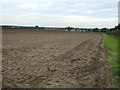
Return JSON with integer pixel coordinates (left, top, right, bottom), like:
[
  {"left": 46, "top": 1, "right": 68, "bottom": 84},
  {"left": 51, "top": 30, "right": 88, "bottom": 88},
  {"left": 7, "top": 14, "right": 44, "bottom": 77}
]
[{"left": 2, "top": 29, "right": 114, "bottom": 88}]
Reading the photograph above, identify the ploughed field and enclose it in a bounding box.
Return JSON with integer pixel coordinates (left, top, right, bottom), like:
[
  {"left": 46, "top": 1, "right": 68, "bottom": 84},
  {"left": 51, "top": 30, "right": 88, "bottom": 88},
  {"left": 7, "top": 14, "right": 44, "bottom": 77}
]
[{"left": 2, "top": 29, "right": 113, "bottom": 88}]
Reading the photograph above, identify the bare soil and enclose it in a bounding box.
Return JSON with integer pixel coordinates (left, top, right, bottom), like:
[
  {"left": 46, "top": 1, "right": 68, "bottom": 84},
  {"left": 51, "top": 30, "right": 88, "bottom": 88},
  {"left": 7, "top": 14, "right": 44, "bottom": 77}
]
[{"left": 2, "top": 29, "right": 114, "bottom": 88}]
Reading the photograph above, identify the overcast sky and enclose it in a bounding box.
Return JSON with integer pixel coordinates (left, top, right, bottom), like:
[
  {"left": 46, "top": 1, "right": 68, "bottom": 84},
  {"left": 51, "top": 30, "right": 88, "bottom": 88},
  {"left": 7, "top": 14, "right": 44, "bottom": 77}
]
[{"left": 0, "top": 0, "right": 119, "bottom": 28}]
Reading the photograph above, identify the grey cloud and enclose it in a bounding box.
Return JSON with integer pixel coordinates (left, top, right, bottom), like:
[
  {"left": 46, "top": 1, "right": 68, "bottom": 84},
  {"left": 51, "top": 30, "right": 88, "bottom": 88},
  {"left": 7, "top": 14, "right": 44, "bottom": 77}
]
[{"left": 1, "top": 0, "right": 118, "bottom": 28}]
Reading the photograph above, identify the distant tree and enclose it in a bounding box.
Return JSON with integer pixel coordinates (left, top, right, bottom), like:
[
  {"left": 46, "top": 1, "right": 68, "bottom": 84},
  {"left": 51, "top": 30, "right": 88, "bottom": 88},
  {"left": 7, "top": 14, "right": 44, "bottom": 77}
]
[
  {"left": 114, "top": 24, "right": 120, "bottom": 30},
  {"left": 35, "top": 25, "right": 39, "bottom": 29},
  {"left": 66, "top": 26, "right": 74, "bottom": 31},
  {"left": 92, "top": 28, "right": 99, "bottom": 32},
  {"left": 101, "top": 28, "right": 108, "bottom": 32}
]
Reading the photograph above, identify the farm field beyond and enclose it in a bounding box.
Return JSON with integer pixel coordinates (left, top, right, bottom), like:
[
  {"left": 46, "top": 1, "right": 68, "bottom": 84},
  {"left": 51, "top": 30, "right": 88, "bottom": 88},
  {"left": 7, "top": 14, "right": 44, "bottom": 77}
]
[{"left": 2, "top": 29, "right": 114, "bottom": 88}]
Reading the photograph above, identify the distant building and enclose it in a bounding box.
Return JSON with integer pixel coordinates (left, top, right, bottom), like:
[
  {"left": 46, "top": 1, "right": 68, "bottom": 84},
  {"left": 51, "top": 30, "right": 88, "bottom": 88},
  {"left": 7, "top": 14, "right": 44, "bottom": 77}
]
[{"left": 71, "top": 29, "right": 75, "bottom": 31}]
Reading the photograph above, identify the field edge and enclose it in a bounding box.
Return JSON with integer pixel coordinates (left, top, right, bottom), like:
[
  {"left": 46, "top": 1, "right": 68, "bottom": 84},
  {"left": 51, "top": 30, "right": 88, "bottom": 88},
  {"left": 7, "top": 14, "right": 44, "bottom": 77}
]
[{"left": 103, "top": 33, "right": 120, "bottom": 88}]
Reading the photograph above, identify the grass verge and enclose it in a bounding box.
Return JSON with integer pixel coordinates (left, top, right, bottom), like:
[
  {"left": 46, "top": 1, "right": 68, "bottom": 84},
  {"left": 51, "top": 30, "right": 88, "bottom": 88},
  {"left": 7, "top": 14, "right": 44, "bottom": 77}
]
[{"left": 103, "top": 33, "right": 120, "bottom": 88}]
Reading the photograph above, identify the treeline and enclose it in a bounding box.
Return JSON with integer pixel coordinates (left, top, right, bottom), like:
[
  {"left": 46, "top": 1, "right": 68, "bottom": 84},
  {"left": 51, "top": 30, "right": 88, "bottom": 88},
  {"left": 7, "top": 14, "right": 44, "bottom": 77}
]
[
  {"left": 0, "top": 24, "right": 120, "bottom": 33},
  {"left": 0, "top": 25, "right": 105, "bottom": 32},
  {"left": 105, "top": 24, "right": 120, "bottom": 38},
  {"left": 0, "top": 25, "right": 93, "bottom": 31},
  {"left": 1, "top": 25, "right": 46, "bottom": 30}
]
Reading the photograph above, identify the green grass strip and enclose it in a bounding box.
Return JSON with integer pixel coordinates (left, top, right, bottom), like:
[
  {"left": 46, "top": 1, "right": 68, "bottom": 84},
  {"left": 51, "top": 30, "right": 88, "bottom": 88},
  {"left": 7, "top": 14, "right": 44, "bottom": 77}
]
[{"left": 103, "top": 33, "right": 120, "bottom": 88}]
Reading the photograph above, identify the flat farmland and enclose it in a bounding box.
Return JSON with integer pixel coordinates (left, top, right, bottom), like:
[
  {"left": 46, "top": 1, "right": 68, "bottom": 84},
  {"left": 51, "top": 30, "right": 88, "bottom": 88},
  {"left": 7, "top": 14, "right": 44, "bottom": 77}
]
[{"left": 2, "top": 29, "right": 113, "bottom": 88}]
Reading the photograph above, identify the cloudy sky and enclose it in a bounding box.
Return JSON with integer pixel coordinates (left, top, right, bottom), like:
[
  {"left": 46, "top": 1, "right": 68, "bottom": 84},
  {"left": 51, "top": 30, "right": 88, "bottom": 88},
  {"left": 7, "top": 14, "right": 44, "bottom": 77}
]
[{"left": 1, "top": 0, "right": 119, "bottom": 28}]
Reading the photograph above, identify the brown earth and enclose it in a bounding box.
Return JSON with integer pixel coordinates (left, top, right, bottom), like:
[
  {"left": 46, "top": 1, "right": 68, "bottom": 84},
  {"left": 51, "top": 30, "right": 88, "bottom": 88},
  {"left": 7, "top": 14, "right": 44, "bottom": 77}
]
[{"left": 2, "top": 29, "right": 114, "bottom": 88}]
